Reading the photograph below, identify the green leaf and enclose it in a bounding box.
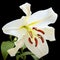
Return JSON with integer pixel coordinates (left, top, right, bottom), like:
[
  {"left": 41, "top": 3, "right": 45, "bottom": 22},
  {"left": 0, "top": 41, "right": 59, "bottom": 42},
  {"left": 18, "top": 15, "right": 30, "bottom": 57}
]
[
  {"left": 16, "top": 51, "right": 33, "bottom": 60},
  {"left": 21, "top": 51, "right": 33, "bottom": 56},
  {"left": 31, "top": 55, "right": 39, "bottom": 60},
  {"left": 9, "top": 35, "right": 13, "bottom": 41},
  {"left": 16, "top": 55, "right": 21, "bottom": 60},
  {"left": 22, "top": 45, "right": 26, "bottom": 50},
  {"left": 16, "top": 51, "right": 39, "bottom": 60},
  {"left": 1, "top": 41, "right": 14, "bottom": 60},
  {"left": 16, "top": 55, "right": 24, "bottom": 60}
]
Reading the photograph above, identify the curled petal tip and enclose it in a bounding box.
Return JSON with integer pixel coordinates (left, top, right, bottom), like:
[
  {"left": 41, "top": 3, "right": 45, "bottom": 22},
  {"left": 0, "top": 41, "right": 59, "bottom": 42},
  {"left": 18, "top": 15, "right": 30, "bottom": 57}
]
[
  {"left": 20, "top": 2, "right": 31, "bottom": 16},
  {"left": 48, "top": 7, "right": 58, "bottom": 23},
  {"left": 7, "top": 48, "right": 15, "bottom": 57},
  {"left": 7, "top": 47, "right": 18, "bottom": 57},
  {"left": 25, "top": 2, "right": 31, "bottom": 5},
  {"left": 20, "top": 2, "right": 31, "bottom": 9}
]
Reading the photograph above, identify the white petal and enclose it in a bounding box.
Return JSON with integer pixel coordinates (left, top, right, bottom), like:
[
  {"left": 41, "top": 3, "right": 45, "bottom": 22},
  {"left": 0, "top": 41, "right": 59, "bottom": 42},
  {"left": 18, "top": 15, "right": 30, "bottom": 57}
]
[
  {"left": 2, "top": 16, "right": 27, "bottom": 37},
  {"left": 14, "top": 36, "right": 25, "bottom": 46},
  {"left": 41, "top": 26, "right": 56, "bottom": 41},
  {"left": 7, "top": 39, "right": 24, "bottom": 56},
  {"left": 37, "top": 36, "right": 49, "bottom": 58},
  {"left": 2, "top": 16, "right": 26, "bottom": 31},
  {"left": 20, "top": 3, "right": 32, "bottom": 16},
  {"left": 28, "top": 8, "right": 58, "bottom": 27},
  {"left": 7, "top": 47, "right": 19, "bottom": 56},
  {"left": 24, "top": 34, "right": 49, "bottom": 58},
  {"left": 2, "top": 28, "right": 27, "bottom": 38}
]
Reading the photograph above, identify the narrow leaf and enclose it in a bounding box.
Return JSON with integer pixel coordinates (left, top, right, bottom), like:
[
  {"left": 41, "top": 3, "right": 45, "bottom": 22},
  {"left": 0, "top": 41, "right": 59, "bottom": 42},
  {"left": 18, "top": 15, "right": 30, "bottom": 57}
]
[
  {"left": 31, "top": 55, "right": 39, "bottom": 60},
  {"left": 16, "top": 51, "right": 33, "bottom": 60},
  {"left": 21, "top": 51, "right": 33, "bottom": 56}
]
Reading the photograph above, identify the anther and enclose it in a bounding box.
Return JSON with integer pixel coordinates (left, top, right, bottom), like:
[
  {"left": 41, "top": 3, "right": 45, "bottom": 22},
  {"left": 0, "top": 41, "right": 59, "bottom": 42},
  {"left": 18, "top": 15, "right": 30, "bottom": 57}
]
[
  {"left": 37, "top": 34, "right": 44, "bottom": 43},
  {"left": 28, "top": 37, "right": 33, "bottom": 44},
  {"left": 34, "top": 38, "right": 38, "bottom": 47},
  {"left": 32, "top": 27, "right": 37, "bottom": 30},
  {"left": 32, "top": 27, "right": 45, "bottom": 34},
  {"left": 29, "top": 31, "right": 33, "bottom": 38},
  {"left": 37, "top": 29, "right": 45, "bottom": 34}
]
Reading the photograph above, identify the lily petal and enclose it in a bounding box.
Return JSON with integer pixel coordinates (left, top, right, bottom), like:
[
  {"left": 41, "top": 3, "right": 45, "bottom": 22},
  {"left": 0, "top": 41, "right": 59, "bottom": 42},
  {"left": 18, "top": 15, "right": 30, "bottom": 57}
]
[
  {"left": 24, "top": 34, "right": 49, "bottom": 58},
  {"left": 41, "top": 26, "right": 56, "bottom": 41},
  {"left": 2, "top": 16, "right": 26, "bottom": 30},
  {"left": 2, "top": 16, "right": 27, "bottom": 38},
  {"left": 7, "top": 39, "right": 24, "bottom": 56},
  {"left": 7, "top": 47, "right": 19, "bottom": 56},
  {"left": 28, "top": 8, "right": 58, "bottom": 27},
  {"left": 20, "top": 3, "right": 32, "bottom": 16}
]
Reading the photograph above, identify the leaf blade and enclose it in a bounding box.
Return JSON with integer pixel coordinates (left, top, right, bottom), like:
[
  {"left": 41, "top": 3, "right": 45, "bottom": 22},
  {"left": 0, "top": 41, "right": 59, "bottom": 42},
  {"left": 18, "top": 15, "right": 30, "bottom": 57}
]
[{"left": 1, "top": 41, "right": 14, "bottom": 60}]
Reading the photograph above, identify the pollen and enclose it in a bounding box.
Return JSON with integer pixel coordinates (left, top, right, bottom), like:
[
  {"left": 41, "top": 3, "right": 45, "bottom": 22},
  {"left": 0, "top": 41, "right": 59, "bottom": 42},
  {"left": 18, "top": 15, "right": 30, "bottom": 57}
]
[
  {"left": 33, "top": 27, "right": 45, "bottom": 34},
  {"left": 34, "top": 38, "right": 38, "bottom": 47},
  {"left": 37, "top": 34, "right": 44, "bottom": 43},
  {"left": 32, "top": 27, "right": 37, "bottom": 31},
  {"left": 29, "top": 31, "right": 33, "bottom": 38},
  {"left": 28, "top": 37, "right": 33, "bottom": 44},
  {"left": 37, "top": 29, "right": 45, "bottom": 34}
]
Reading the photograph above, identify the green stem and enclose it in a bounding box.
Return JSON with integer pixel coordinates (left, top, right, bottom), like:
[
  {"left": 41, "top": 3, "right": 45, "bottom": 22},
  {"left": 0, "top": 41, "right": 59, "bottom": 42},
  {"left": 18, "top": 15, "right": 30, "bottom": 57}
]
[
  {"left": 23, "top": 56, "right": 26, "bottom": 60},
  {"left": 9, "top": 35, "right": 12, "bottom": 41},
  {"left": 21, "top": 48, "right": 26, "bottom": 60},
  {"left": 41, "top": 58, "right": 44, "bottom": 60}
]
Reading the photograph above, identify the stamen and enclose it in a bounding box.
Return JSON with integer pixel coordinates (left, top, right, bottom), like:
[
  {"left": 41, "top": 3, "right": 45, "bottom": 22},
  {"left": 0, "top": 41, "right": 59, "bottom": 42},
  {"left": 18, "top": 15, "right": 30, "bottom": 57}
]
[
  {"left": 32, "top": 27, "right": 37, "bottom": 31},
  {"left": 33, "top": 27, "right": 45, "bottom": 34},
  {"left": 34, "top": 38, "right": 38, "bottom": 47},
  {"left": 28, "top": 37, "right": 33, "bottom": 44},
  {"left": 29, "top": 31, "right": 33, "bottom": 38},
  {"left": 37, "top": 30, "right": 45, "bottom": 34},
  {"left": 37, "top": 34, "right": 44, "bottom": 43}
]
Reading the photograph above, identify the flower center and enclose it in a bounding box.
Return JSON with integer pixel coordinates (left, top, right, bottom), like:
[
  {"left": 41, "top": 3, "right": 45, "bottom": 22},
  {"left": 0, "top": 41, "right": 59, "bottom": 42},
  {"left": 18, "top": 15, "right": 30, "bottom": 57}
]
[
  {"left": 20, "top": 26, "right": 45, "bottom": 47},
  {"left": 21, "top": 25, "right": 33, "bottom": 38}
]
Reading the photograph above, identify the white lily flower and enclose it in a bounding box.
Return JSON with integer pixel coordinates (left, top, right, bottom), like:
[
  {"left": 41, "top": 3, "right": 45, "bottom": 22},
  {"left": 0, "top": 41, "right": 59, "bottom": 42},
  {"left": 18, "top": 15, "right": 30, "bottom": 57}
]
[{"left": 2, "top": 3, "right": 58, "bottom": 58}]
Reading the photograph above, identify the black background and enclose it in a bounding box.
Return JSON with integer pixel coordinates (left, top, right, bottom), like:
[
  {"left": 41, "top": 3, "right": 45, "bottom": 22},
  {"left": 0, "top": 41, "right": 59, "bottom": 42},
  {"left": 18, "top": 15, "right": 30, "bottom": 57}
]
[{"left": 0, "top": 0, "right": 59, "bottom": 60}]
